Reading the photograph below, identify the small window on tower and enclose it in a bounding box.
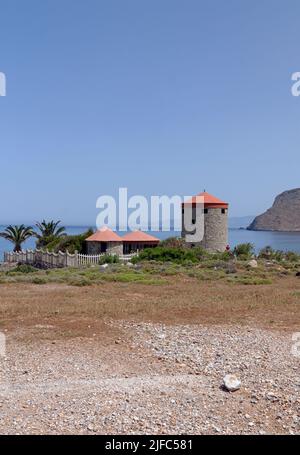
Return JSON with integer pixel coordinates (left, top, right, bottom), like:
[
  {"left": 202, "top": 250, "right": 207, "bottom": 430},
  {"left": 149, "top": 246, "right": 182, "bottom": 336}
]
[
  {"left": 203, "top": 208, "right": 208, "bottom": 214},
  {"left": 192, "top": 219, "right": 196, "bottom": 225},
  {"left": 221, "top": 208, "right": 226, "bottom": 214}
]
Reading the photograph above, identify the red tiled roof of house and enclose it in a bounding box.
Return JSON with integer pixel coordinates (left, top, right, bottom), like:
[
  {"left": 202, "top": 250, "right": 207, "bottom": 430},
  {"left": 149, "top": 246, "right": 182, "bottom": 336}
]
[
  {"left": 122, "top": 231, "right": 160, "bottom": 243},
  {"left": 85, "top": 227, "right": 122, "bottom": 242},
  {"left": 182, "top": 192, "right": 228, "bottom": 208}
]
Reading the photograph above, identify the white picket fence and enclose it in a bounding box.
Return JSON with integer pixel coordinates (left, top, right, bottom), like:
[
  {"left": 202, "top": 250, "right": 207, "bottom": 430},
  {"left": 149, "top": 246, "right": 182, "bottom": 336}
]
[
  {"left": 77, "top": 253, "right": 101, "bottom": 266},
  {"left": 3, "top": 249, "right": 136, "bottom": 268},
  {"left": 77, "top": 253, "right": 134, "bottom": 266}
]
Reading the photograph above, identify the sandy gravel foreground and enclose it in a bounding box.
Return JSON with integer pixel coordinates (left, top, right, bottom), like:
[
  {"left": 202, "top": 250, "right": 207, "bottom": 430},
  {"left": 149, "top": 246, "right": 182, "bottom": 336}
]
[{"left": 0, "top": 321, "right": 300, "bottom": 435}]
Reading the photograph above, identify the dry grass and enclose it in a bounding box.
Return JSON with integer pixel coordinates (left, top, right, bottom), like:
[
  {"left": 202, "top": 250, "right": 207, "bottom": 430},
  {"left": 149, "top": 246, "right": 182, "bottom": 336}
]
[{"left": 1, "top": 274, "right": 300, "bottom": 337}]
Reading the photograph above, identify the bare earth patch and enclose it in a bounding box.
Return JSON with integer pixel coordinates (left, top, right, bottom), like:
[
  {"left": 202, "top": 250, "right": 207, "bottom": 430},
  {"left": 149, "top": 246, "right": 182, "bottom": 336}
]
[{"left": 0, "top": 277, "right": 300, "bottom": 434}]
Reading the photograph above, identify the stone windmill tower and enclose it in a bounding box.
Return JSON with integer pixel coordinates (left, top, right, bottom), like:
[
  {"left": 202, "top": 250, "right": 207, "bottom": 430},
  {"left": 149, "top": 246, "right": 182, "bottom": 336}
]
[{"left": 181, "top": 191, "right": 229, "bottom": 252}]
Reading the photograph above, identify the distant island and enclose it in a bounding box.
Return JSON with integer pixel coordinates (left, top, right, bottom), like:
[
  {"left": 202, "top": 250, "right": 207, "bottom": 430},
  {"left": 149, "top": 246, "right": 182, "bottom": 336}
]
[{"left": 248, "top": 188, "right": 300, "bottom": 231}]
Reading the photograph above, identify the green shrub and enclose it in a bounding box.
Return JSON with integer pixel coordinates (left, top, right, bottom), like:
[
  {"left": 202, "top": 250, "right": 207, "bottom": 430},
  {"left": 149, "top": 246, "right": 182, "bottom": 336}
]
[
  {"left": 101, "top": 271, "right": 166, "bottom": 285},
  {"left": 192, "top": 247, "right": 210, "bottom": 260},
  {"left": 68, "top": 277, "right": 92, "bottom": 286},
  {"left": 258, "top": 245, "right": 274, "bottom": 259},
  {"left": 134, "top": 247, "right": 200, "bottom": 264},
  {"left": 99, "top": 254, "right": 120, "bottom": 265},
  {"left": 285, "top": 251, "right": 300, "bottom": 262},
  {"left": 258, "top": 246, "right": 284, "bottom": 261},
  {"left": 31, "top": 276, "right": 48, "bottom": 285},
  {"left": 212, "top": 250, "right": 233, "bottom": 261},
  {"left": 258, "top": 247, "right": 299, "bottom": 263},
  {"left": 233, "top": 243, "right": 255, "bottom": 260},
  {"left": 134, "top": 246, "right": 234, "bottom": 264},
  {"left": 7, "top": 264, "right": 38, "bottom": 274},
  {"left": 230, "top": 276, "right": 272, "bottom": 285}
]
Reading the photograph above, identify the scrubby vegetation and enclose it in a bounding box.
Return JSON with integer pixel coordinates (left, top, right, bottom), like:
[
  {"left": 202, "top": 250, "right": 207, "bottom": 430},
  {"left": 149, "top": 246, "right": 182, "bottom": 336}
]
[
  {"left": 1, "top": 240, "right": 300, "bottom": 288},
  {"left": 131, "top": 246, "right": 233, "bottom": 264},
  {"left": 7, "top": 264, "right": 38, "bottom": 274},
  {"left": 132, "top": 247, "right": 200, "bottom": 264},
  {"left": 258, "top": 246, "right": 299, "bottom": 262},
  {"left": 45, "top": 229, "right": 94, "bottom": 253},
  {"left": 99, "top": 254, "right": 120, "bottom": 265},
  {"left": 133, "top": 242, "right": 300, "bottom": 266},
  {"left": 0, "top": 263, "right": 167, "bottom": 286},
  {"left": 0, "top": 253, "right": 298, "bottom": 287},
  {"left": 233, "top": 243, "right": 255, "bottom": 260}
]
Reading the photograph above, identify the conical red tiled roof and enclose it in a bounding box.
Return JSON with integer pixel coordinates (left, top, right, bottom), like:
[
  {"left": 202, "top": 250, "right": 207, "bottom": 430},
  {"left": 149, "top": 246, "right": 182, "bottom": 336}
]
[
  {"left": 182, "top": 192, "right": 228, "bottom": 208},
  {"left": 122, "top": 231, "right": 160, "bottom": 243},
  {"left": 86, "top": 227, "right": 122, "bottom": 242}
]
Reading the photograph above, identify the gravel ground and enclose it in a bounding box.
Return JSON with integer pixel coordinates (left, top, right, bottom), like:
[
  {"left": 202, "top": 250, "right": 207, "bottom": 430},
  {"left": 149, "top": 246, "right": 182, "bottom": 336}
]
[{"left": 0, "top": 321, "right": 300, "bottom": 434}]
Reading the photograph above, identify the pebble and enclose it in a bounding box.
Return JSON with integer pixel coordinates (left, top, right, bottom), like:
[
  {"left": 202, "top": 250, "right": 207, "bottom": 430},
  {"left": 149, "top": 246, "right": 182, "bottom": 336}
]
[
  {"left": 1, "top": 320, "right": 298, "bottom": 435},
  {"left": 223, "top": 374, "right": 241, "bottom": 392}
]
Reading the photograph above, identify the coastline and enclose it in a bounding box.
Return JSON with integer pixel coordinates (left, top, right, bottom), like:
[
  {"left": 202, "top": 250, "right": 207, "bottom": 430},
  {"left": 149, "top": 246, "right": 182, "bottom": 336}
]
[{"left": 3, "top": 226, "right": 300, "bottom": 260}]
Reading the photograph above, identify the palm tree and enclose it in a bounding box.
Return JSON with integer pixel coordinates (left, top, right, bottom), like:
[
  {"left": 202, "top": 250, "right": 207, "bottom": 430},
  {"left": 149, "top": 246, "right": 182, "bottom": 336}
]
[
  {"left": 0, "top": 225, "right": 34, "bottom": 252},
  {"left": 35, "top": 220, "right": 66, "bottom": 248}
]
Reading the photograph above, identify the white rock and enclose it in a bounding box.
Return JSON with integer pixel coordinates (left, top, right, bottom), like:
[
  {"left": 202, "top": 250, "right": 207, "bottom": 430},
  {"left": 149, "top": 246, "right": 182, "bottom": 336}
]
[
  {"left": 248, "top": 259, "right": 258, "bottom": 268},
  {"left": 223, "top": 374, "right": 241, "bottom": 392},
  {"left": 100, "top": 264, "right": 108, "bottom": 269}
]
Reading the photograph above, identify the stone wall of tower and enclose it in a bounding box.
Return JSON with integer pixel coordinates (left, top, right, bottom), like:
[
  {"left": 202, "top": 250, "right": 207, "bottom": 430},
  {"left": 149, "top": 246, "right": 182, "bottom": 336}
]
[
  {"left": 201, "top": 208, "right": 228, "bottom": 251},
  {"left": 182, "top": 207, "right": 228, "bottom": 252}
]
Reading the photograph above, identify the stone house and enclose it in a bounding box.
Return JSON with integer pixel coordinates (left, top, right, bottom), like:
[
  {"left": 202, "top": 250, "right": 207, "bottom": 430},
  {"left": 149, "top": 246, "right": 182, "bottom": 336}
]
[
  {"left": 85, "top": 227, "right": 123, "bottom": 255},
  {"left": 85, "top": 227, "right": 160, "bottom": 255},
  {"left": 122, "top": 230, "right": 160, "bottom": 254}
]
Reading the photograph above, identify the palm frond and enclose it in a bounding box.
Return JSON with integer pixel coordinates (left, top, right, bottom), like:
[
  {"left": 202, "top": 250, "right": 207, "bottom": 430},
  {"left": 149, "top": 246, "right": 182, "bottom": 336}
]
[
  {"left": 0, "top": 225, "right": 34, "bottom": 251},
  {"left": 35, "top": 220, "right": 66, "bottom": 247}
]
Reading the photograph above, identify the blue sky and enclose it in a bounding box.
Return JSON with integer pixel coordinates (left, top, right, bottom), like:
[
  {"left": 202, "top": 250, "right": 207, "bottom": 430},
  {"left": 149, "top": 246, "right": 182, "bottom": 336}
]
[{"left": 0, "top": 0, "right": 300, "bottom": 225}]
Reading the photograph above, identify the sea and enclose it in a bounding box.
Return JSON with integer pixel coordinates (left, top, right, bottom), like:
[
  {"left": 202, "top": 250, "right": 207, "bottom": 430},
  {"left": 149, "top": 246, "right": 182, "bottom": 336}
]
[{"left": 1, "top": 224, "right": 300, "bottom": 260}]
